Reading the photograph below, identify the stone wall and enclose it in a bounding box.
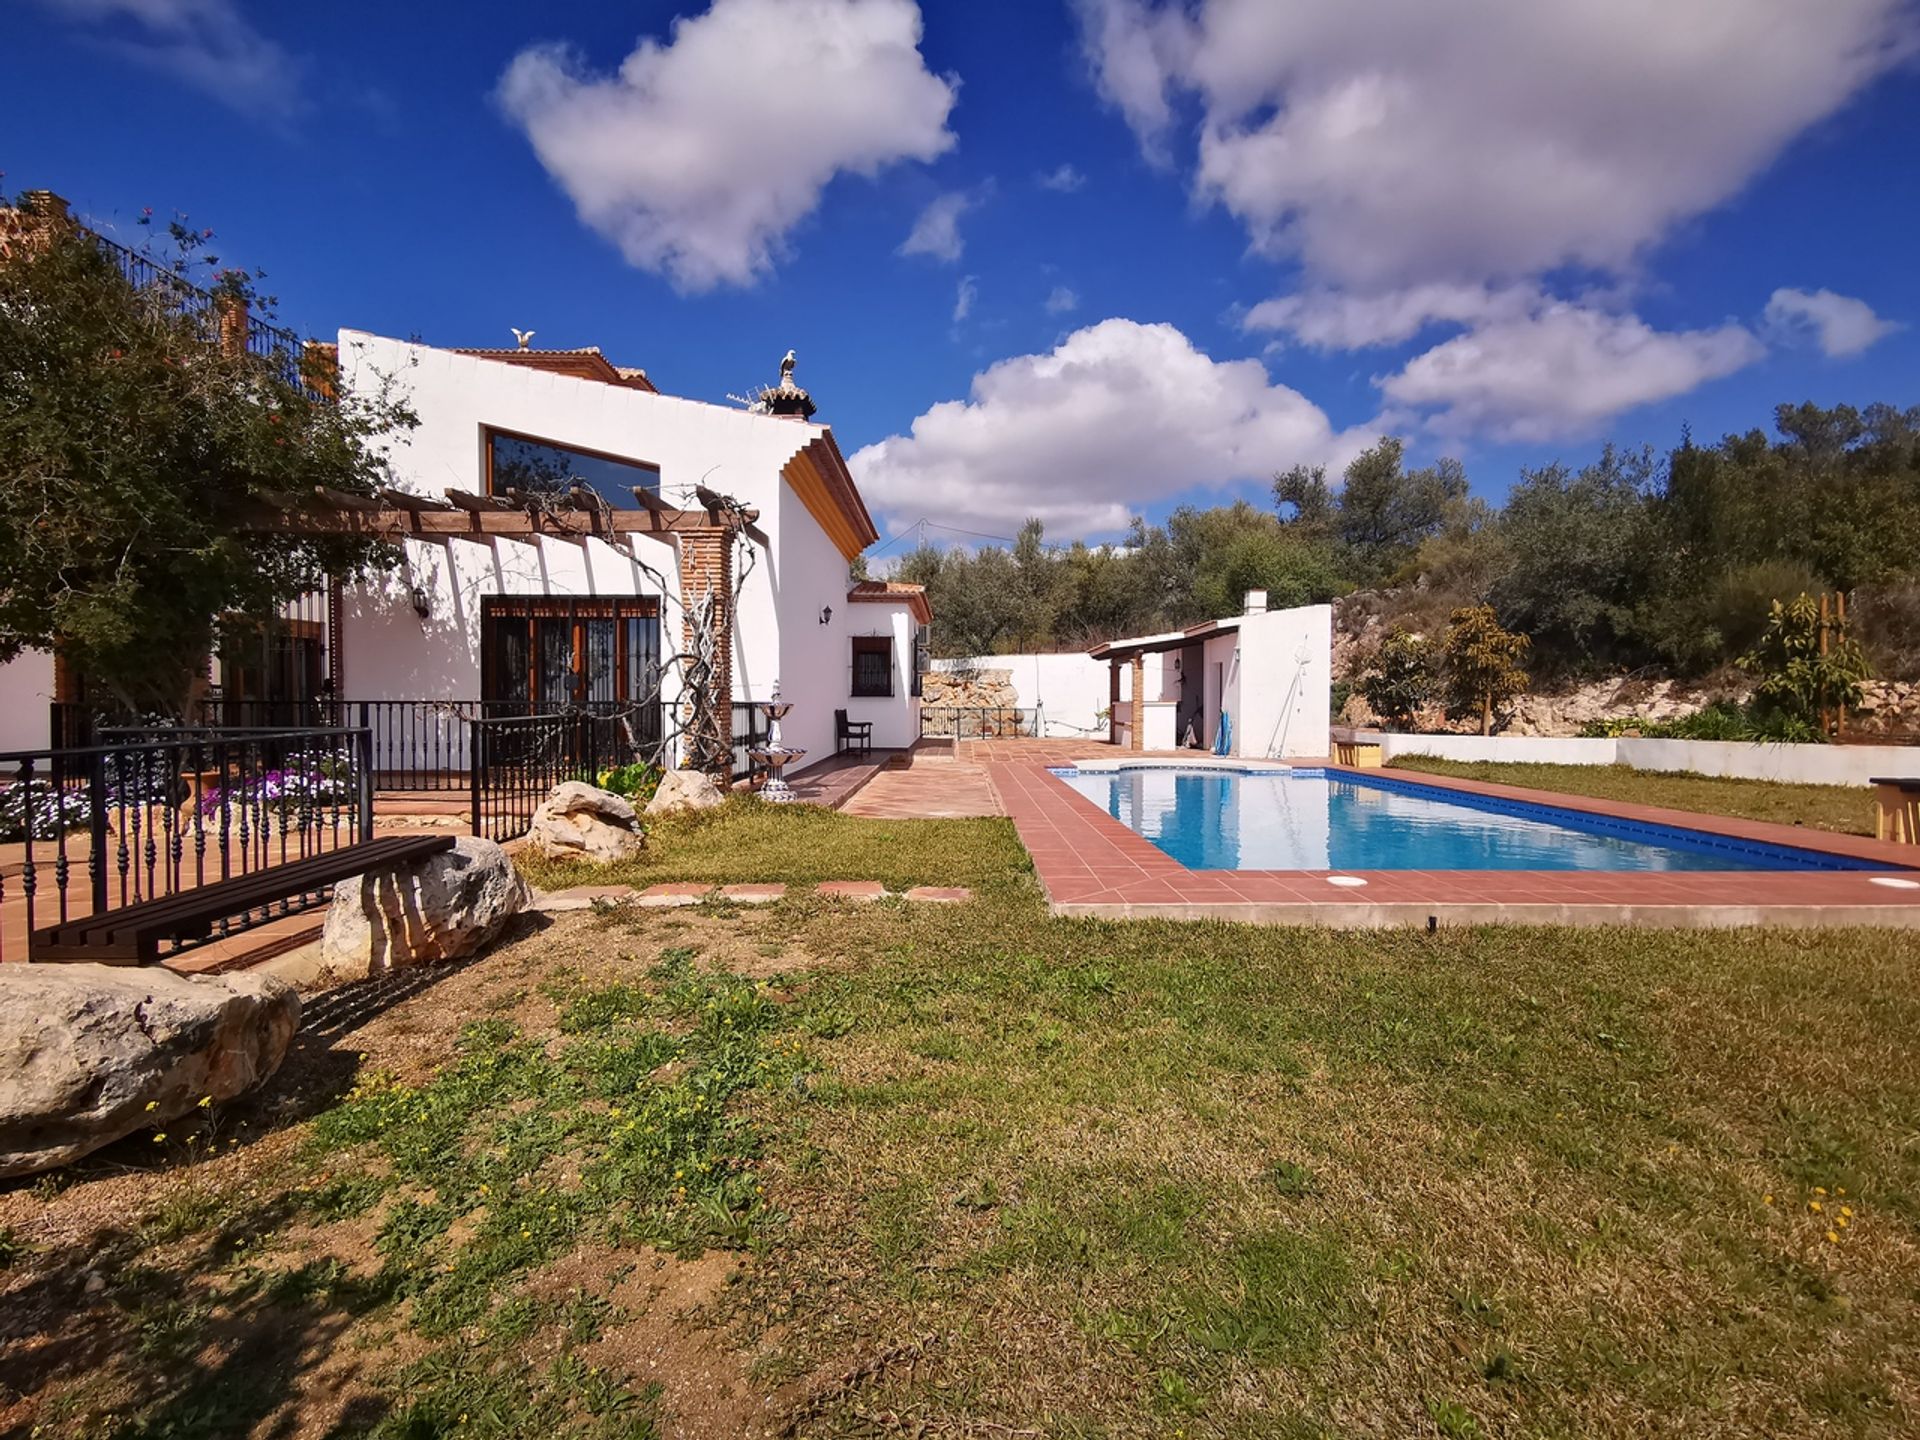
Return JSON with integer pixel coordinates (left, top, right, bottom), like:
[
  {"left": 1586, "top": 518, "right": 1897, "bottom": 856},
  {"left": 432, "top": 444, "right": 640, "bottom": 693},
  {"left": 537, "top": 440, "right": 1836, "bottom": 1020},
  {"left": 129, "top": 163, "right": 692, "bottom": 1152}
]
[{"left": 922, "top": 666, "right": 1018, "bottom": 710}]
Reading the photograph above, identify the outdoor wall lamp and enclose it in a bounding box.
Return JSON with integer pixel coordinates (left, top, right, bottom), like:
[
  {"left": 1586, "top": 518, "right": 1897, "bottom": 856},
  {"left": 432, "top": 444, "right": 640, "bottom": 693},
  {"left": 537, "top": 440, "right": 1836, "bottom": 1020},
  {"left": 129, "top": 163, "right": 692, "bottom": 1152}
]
[
  {"left": 819, "top": 605, "right": 833, "bottom": 625},
  {"left": 410, "top": 583, "right": 431, "bottom": 620}
]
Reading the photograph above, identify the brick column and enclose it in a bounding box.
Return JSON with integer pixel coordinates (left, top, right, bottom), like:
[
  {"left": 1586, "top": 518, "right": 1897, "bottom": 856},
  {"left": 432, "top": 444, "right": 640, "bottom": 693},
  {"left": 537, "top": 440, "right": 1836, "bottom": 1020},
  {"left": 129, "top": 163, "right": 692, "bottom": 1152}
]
[
  {"left": 676, "top": 532, "right": 734, "bottom": 774},
  {"left": 214, "top": 292, "right": 249, "bottom": 359},
  {"left": 1130, "top": 653, "right": 1145, "bottom": 752}
]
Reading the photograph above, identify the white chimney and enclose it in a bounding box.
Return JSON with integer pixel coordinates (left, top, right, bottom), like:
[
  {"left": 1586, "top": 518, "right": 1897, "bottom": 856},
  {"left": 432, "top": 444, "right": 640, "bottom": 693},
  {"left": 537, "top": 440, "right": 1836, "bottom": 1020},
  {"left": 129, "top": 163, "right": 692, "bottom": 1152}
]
[{"left": 1243, "top": 589, "right": 1269, "bottom": 615}]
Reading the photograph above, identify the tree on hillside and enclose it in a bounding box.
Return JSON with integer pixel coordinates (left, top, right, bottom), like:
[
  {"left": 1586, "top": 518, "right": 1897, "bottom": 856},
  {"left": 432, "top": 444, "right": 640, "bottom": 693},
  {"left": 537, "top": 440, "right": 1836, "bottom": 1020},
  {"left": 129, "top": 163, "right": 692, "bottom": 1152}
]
[
  {"left": 1355, "top": 626, "right": 1439, "bottom": 730},
  {"left": 0, "top": 201, "right": 412, "bottom": 714},
  {"left": 1276, "top": 439, "right": 1468, "bottom": 586},
  {"left": 1491, "top": 446, "right": 1654, "bottom": 675},
  {"left": 1442, "top": 605, "right": 1530, "bottom": 736}
]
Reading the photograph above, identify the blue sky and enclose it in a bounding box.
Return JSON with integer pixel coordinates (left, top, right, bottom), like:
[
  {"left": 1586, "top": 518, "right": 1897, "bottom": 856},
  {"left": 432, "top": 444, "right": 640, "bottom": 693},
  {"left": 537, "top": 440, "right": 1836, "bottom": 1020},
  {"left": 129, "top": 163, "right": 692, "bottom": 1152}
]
[{"left": 6, "top": 0, "right": 1919, "bottom": 552}]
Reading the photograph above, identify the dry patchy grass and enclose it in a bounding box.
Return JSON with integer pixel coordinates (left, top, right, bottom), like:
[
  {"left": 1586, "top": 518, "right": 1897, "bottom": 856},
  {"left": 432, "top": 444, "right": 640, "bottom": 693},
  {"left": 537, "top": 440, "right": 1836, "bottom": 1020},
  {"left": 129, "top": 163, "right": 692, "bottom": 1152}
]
[{"left": 4, "top": 810, "right": 1918, "bottom": 1438}]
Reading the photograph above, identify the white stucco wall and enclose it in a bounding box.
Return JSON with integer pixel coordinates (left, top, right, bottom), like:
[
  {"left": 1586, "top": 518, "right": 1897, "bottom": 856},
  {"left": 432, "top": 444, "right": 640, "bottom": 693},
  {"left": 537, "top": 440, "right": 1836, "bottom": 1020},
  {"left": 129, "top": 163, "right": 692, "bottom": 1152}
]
[
  {"left": 931, "top": 651, "right": 1166, "bottom": 740},
  {"left": 0, "top": 649, "right": 55, "bottom": 752},
  {"left": 1226, "top": 605, "right": 1333, "bottom": 760},
  {"left": 1380, "top": 734, "right": 1621, "bottom": 767},
  {"left": 335, "top": 332, "right": 905, "bottom": 768},
  {"left": 1380, "top": 731, "right": 1920, "bottom": 786}
]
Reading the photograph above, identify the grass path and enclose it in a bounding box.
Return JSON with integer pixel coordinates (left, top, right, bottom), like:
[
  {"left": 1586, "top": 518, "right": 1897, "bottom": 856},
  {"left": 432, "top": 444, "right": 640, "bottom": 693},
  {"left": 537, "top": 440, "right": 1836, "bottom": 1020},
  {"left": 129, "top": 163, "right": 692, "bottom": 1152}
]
[
  {"left": 1386, "top": 755, "right": 1877, "bottom": 835},
  {"left": 3, "top": 805, "right": 1917, "bottom": 1437}
]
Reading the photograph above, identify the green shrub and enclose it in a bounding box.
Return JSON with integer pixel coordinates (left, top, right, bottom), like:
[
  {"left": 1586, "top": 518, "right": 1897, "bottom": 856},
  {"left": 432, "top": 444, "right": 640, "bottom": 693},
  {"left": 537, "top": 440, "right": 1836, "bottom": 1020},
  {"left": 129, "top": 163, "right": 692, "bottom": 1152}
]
[{"left": 594, "top": 762, "right": 662, "bottom": 804}]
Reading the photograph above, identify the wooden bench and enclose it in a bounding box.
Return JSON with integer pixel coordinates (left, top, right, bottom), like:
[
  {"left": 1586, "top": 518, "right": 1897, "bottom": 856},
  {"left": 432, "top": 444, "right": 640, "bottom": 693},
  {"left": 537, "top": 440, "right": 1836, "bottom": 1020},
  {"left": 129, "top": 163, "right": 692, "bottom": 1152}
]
[
  {"left": 29, "top": 834, "right": 455, "bottom": 966},
  {"left": 1871, "top": 776, "right": 1920, "bottom": 846}
]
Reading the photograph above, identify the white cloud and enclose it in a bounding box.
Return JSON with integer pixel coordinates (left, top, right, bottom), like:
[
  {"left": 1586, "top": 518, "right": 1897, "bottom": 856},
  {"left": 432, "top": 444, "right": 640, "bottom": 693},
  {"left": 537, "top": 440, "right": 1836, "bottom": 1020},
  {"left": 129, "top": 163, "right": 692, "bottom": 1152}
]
[
  {"left": 1378, "top": 303, "right": 1764, "bottom": 443},
  {"left": 1243, "top": 283, "right": 1541, "bottom": 350},
  {"left": 900, "top": 190, "right": 975, "bottom": 263},
  {"left": 1764, "top": 287, "right": 1902, "bottom": 357},
  {"left": 498, "top": 0, "right": 957, "bottom": 292},
  {"left": 1044, "top": 285, "right": 1080, "bottom": 315},
  {"left": 952, "top": 275, "right": 977, "bottom": 323},
  {"left": 1037, "top": 163, "right": 1087, "bottom": 192},
  {"left": 1077, "top": 0, "right": 1915, "bottom": 290},
  {"left": 850, "top": 318, "right": 1366, "bottom": 539},
  {"left": 31, "top": 0, "right": 302, "bottom": 118}
]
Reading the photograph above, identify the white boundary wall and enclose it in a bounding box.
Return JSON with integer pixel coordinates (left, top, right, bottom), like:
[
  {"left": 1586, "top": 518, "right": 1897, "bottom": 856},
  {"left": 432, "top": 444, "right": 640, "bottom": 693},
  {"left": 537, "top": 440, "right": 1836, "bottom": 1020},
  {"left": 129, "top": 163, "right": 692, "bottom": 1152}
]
[
  {"left": 930, "top": 652, "right": 1164, "bottom": 740},
  {"left": 1382, "top": 731, "right": 1920, "bottom": 786}
]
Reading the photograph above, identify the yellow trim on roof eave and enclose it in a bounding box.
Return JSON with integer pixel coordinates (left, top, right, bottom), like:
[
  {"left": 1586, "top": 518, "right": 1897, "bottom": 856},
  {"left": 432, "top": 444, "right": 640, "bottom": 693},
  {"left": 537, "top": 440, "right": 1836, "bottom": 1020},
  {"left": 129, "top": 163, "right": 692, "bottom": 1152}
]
[{"left": 782, "top": 446, "right": 869, "bottom": 563}]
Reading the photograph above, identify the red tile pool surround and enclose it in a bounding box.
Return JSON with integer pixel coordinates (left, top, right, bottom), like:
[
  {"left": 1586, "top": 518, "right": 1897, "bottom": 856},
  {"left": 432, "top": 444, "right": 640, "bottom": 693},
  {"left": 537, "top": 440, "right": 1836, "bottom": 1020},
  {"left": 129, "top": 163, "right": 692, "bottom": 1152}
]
[{"left": 984, "top": 759, "right": 1920, "bottom": 928}]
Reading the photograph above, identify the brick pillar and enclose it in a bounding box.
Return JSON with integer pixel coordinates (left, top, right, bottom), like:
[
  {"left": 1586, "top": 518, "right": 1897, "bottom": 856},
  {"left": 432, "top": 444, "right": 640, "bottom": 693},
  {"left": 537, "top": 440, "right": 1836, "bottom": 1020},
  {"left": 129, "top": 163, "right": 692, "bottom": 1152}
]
[
  {"left": 1, "top": 190, "right": 73, "bottom": 260},
  {"left": 214, "top": 292, "right": 249, "bottom": 359},
  {"left": 676, "top": 531, "right": 734, "bottom": 774},
  {"left": 1130, "top": 653, "right": 1145, "bottom": 752}
]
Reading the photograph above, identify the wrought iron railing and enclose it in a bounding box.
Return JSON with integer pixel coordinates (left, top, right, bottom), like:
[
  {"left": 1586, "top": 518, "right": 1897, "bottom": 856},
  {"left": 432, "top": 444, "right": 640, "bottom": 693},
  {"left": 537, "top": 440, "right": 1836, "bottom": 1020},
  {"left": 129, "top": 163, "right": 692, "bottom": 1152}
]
[
  {"left": 917, "top": 706, "right": 1037, "bottom": 739},
  {"left": 89, "top": 229, "right": 308, "bottom": 389},
  {"left": 0, "top": 726, "right": 374, "bottom": 964},
  {"left": 467, "top": 704, "right": 663, "bottom": 842}
]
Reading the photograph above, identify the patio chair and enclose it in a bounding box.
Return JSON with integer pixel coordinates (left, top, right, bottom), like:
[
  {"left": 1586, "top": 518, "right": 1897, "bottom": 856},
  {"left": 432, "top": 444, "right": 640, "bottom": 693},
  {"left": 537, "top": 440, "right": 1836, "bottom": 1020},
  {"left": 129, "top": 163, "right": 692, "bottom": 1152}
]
[{"left": 835, "top": 709, "right": 873, "bottom": 758}]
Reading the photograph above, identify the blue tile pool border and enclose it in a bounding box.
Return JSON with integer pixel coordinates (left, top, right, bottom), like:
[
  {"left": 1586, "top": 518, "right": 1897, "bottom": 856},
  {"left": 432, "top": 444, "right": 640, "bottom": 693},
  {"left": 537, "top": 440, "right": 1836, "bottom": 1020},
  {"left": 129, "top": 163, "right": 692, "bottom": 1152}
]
[{"left": 1047, "top": 765, "right": 1907, "bottom": 874}]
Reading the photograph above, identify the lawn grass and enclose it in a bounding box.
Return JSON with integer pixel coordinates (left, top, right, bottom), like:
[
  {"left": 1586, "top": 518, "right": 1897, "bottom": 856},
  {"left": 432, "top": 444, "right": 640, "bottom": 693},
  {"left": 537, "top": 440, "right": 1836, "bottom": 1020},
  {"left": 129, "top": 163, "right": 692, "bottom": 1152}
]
[
  {"left": 516, "top": 795, "right": 1034, "bottom": 896},
  {"left": 1387, "top": 755, "right": 1877, "bottom": 835},
  {"left": 5, "top": 806, "right": 1918, "bottom": 1437}
]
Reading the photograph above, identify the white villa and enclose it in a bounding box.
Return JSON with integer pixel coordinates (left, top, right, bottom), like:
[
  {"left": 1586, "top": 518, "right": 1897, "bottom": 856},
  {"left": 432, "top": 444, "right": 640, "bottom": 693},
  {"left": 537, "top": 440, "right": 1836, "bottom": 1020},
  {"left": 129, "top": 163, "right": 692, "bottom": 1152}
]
[
  {"left": 322, "top": 331, "right": 927, "bottom": 774},
  {"left": 2, "top": 322, "right": 932, "bottom": 777}
]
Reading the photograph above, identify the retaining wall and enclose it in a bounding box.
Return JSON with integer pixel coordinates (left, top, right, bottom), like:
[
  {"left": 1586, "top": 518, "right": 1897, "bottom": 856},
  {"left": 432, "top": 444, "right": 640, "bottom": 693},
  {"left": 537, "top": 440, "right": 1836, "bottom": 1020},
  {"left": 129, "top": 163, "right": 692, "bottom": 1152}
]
[{"left": 1381, "top": 731, "right": 1920, "bottom": 787}]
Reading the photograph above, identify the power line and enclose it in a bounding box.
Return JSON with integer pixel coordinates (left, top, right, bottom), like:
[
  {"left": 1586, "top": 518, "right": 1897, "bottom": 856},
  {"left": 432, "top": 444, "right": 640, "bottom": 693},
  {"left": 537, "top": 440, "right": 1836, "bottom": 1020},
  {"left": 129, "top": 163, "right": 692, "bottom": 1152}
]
[{"left": 868, "top": 517, "right": 1019, "bottom": 556}]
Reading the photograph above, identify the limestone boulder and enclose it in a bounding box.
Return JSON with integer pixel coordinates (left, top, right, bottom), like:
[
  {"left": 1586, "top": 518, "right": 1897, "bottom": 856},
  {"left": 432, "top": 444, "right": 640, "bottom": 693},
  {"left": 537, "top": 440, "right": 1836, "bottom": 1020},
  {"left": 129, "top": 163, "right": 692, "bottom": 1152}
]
[
  {"left": 0, "top": 966, "right": 299, "bottom": 1179},
  {"left": 530, "top": 781, "right": 645, "bottom": 863},
  {"left": 320, "top": 835, "right": 529, "bottom": 981},
  {"left": 645, "top": 767, "right": 726, "bottom": 817}
]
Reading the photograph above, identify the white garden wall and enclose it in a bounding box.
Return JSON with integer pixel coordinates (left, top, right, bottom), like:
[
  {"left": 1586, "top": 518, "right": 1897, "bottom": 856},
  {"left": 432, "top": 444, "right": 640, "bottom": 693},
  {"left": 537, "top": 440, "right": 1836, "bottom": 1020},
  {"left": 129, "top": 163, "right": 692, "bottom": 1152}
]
[
  {"left": 1229, "top": 605, "right": 1333, "bottom": 760},
  {"left": 1381, "top": 734, "right": 1620, "bottom": 767},
  {"left": 930, "top": 651, "right": 1166, "bottom": 740},
  {"left": 1381, "top": 731, "right": 1920, "bottom": 786}
]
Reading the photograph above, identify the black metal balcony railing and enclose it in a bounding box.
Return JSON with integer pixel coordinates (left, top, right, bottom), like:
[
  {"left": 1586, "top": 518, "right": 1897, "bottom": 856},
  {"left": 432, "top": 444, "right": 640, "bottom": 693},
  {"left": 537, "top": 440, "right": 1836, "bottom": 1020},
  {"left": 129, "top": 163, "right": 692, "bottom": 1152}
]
[
  {"left": 918, "top": 706, "right": 1037, "bottom": 740},
  {"left": 0, "top": 726, "right": 374, "bottom": 964},
  {"left": 90, "top": 229, "right": 308, "bottom": 390}
]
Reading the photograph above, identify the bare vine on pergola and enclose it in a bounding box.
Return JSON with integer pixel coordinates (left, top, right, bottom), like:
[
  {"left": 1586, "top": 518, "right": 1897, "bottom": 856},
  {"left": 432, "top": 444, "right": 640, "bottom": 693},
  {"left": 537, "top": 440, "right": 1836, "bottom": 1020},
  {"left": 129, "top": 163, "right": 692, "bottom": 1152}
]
[
  {"left": 251, "top": 476, "right": 768, "bottom": 777},
  {"left": 500, "top": 479, "right": 762, "bottom": 775}
]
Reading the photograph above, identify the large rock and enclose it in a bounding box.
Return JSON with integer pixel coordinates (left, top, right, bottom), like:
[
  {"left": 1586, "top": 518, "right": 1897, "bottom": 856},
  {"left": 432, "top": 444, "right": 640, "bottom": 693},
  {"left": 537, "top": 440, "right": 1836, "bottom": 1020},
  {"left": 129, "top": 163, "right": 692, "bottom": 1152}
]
[
  {"left": 0, "top": 966, "right": 300, "bottom": 1179},
  {"left": 530, "top": 781, "right": 645, "bottom": 863},
  {"left": 645, "top": 768, "right": 726, "bottom": 817},
  {"left": 320, "top": 835, "right": 530, "bottom": 980}
]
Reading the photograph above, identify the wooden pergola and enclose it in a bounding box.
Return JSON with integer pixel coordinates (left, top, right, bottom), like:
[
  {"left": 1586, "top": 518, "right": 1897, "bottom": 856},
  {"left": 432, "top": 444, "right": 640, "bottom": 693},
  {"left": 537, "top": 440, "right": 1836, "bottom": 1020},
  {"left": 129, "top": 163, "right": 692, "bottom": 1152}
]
[{"left": 245, "top": 483, "right": 769, "bottom": 552}]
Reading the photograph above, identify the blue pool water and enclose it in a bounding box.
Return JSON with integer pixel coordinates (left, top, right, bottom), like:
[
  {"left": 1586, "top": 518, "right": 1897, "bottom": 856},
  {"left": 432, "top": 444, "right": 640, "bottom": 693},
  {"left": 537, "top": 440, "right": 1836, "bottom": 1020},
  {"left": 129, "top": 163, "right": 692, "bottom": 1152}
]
[{"left": 1051, "top": 766, "right": 1887, "bottom": 873}]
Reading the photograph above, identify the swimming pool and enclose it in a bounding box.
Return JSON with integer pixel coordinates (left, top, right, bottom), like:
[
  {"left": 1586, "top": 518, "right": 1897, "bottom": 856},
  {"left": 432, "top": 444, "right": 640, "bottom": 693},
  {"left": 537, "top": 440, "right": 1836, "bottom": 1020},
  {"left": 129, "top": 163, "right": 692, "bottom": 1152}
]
[{"left": 1051, "top": 766, "right": 1890, "bottom": 873}]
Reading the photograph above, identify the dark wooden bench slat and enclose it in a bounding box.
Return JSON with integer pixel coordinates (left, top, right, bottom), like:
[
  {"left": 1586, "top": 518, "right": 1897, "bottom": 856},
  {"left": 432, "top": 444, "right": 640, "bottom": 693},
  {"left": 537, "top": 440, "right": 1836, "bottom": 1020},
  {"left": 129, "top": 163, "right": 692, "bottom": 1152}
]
[
  {"left": 29, "top": 835, "right": 456, "bottom": 964},
  {"left": 45, "top": 836, "right": 445, "bottom": 947}
]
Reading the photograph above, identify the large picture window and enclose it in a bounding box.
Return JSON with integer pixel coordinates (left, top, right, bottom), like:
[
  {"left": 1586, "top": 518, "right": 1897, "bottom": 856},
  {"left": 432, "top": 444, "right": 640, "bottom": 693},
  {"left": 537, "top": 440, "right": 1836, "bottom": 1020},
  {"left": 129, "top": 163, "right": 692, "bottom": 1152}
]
[
  {"left": 485, "top": 428, "right": 661, "bottom": 510},
  {"left": 851, "top": 636, "right": 894, "bottom": 698}
]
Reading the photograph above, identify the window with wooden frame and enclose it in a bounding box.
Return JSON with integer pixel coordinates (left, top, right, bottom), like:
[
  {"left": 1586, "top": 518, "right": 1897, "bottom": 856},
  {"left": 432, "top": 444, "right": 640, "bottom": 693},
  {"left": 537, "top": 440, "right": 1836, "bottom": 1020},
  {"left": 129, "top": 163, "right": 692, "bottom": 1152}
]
[
  {"left": 481, "top": 597, "right": 661, "bottom": 710},
  {"left": 484, "top": 427, "right": 662, "bottom": 510},
  {"left": 850, "top": 636, "right": 894, "bottom": 698}
]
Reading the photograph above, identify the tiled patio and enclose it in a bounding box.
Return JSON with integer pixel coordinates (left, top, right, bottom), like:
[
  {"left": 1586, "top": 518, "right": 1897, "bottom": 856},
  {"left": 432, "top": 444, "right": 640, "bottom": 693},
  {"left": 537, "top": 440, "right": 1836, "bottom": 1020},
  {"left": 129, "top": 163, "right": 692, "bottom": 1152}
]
[{"left": 980, "top": 750, "right": 1920, "bottom": 928}]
